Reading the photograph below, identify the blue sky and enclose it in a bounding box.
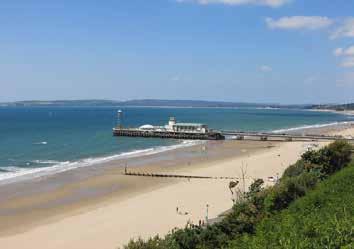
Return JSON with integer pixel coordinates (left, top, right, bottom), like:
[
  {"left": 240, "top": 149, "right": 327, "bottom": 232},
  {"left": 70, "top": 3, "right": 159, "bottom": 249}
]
[{"left": 0, "top": 0, "right": 354, "bottom": 104}]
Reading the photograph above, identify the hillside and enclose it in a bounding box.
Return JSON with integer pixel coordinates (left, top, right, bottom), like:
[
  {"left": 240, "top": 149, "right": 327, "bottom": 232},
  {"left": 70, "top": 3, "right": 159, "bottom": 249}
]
[{"left": 229, "top": 159, "right": 354, "bottom": 248}]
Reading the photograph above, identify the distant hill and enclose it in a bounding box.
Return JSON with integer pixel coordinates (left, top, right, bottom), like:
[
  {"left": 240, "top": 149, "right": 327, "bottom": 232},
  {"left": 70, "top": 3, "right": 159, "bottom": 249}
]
[
  {"left": 0, "top": 99, "right": 312, "bottom": 109},
  {"left": 0, "top": 99, "right": 121, "bottom": 107}
]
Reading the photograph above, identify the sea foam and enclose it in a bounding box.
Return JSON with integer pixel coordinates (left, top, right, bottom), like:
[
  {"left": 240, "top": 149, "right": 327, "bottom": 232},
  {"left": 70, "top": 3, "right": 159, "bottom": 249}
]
[{"left": 271, "top": 121, "right": 354, "bottom": 134}]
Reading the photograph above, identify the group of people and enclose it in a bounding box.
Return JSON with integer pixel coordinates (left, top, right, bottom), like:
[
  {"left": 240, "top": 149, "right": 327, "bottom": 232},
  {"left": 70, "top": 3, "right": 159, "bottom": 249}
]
[{"left": 176, "top": 207, "right": 207, "bottom": 228}]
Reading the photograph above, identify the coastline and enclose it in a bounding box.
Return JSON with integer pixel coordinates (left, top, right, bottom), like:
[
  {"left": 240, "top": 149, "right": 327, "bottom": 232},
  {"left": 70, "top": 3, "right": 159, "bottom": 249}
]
[
  {"left": 310, "top": 108, "right": 354, "bottom": 116},
  {"left": 0, "top": 124, "right": 353, "bottom": 249}
]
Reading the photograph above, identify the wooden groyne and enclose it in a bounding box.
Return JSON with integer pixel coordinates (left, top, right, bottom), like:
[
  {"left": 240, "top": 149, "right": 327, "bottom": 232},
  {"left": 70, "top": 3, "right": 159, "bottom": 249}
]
[{"left": 124, "top": 170, "right": 238, "bottom": 180}]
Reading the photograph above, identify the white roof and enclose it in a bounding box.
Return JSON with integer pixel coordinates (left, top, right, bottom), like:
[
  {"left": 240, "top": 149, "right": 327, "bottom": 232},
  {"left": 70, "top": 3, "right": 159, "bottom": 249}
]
[{"left": 139, "top": 124, "right": 154, "bottom": 129}]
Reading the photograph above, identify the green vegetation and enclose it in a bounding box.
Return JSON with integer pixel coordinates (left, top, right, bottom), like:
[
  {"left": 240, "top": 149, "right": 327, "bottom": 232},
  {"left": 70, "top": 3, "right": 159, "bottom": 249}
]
[
  {"left": 229, "top": 158, "right": 354, "bottom": 248},
  {"left": 121, "top": 141, "right": 353, "bottom": 249}
]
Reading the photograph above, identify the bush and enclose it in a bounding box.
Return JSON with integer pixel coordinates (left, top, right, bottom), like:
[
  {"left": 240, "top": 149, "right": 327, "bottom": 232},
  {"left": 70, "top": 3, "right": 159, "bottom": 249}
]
[
  {"left": 301, "top": 140, "right": 352, "bottom": 176},
  {"left": 247, "top": 179, "right": 264, "bottom": 197},
  {"left": 282, "top": 160, "right": 305, "bottom": 178},
  {"left": 264, "top": 172, "right": 319, "bottom": 213},
  {"left": 123, "top": 236, "right": 179, "bottom": 249},
  {"left": 321, "top": 140, "right": 352, "bottom": 175}
]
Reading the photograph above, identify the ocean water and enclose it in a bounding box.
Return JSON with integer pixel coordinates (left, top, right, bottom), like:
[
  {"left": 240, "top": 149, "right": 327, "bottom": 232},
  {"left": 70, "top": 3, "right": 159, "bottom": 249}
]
[{"left": 0, "top": 106, "right": 352, "bottom": 183}]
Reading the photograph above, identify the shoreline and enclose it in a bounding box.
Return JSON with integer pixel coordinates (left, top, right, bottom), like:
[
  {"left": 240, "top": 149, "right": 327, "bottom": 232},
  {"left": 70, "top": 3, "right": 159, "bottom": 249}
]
[
  {"left": 310, "top": 108, "right": 354, "bottom": 116},
  {"left": 0, "top": 140, "right": 274, "bottom": 235},
  {"left": 0, "top": 140, "right": 205, "bottom": 185},
  {"left": 0, "top": 124, "right": 353, "bottom": 249}
]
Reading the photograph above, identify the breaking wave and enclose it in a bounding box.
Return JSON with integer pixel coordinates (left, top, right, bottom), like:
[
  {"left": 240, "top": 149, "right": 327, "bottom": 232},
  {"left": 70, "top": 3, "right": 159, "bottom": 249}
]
[
  {"left": 0, "top": 140, "right": 204, "bottom": 185},
  {"left": 271, "top": 121, "right": 354, "bottom": 134}
]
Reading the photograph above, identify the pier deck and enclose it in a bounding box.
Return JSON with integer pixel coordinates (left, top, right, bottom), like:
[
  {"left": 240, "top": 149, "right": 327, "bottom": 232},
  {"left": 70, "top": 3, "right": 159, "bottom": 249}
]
[{"left": 113, "top": 128, "right": 225, "bottom": 140}]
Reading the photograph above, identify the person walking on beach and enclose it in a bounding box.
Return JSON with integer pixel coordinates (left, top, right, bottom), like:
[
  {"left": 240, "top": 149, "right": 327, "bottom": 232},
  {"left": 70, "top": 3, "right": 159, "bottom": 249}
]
[{"left": 275, "top": 173, "right": 279, "bottom": 183}]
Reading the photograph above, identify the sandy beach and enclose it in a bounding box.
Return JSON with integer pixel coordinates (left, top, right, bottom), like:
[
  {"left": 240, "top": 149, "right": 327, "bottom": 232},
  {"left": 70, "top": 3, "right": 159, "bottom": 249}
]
[
  {"left": 310, "top": 109, "right": 354, "bottom": 116},
  {"left": 0, "top": 125, "right": 353, "bottom": 249}
]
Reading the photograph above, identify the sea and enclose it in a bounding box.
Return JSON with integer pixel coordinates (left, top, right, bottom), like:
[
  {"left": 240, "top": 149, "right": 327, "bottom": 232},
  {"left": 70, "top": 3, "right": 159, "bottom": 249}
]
[{"left": 0, "top": 106, "right": 353, "bottom": 184}]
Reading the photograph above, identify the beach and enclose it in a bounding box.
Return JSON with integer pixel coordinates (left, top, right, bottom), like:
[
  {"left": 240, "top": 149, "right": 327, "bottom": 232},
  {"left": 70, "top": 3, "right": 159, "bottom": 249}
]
[
  {"left": 310, "top": 109, "right": 354, "bottom": 117},
  {"left": 0, "top": 124, "right": 353, "bottom": 249}
]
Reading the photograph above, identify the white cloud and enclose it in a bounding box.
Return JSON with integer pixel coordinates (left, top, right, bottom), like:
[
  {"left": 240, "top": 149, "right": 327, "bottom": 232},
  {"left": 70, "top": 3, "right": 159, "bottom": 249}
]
[
  {"left": 333, "top": 45, "right": 354, "bottom": 57},
  {"left": 334, "top": 48, "right": 344, "bottom": 57},
  {"left": 333, "top": 45, "right": 354, "bottom": 68},
  {"left": 340, "top": 57, "right": 354, "bottom": 68},
  {"left": 331, "top": 18, "right": 354, "bottom": 39},
  {"left": 265, "top": 16, "right": 333, "bottom": 30},
  {"left": 259, "top": 65, "right": 272, "bottom": 72},
  {"left": 176, "top": 0, "right": 291, "bottom": 8}
]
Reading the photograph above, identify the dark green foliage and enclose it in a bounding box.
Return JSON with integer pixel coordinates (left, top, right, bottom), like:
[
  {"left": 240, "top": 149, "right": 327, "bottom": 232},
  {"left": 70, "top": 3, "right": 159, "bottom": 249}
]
[
  {"left": 122, "top": 236, "right": 179, "bottom": 249},
  {"left": 282, "top": 160, "right": 305, "bottom": 178},
  {"left": 246, "top": 179, "right": 267, "bottom": 211},
  {"left": 121, "top": 141, "right": 353, "bottom": 249},
  {"left": 169, "top": 227, "right": 203, "bottom": 249},
  {"left": 247, "top": 179, "right": 264, "bottom": 197},
  {"left": 301, "top": 140, "right": 352, "bottom": 176},
  {"left": 322, "top": 141, "right": 352, "bottom": 175},
  {"left": 264, "top": 172, "right": 319, "bottom": 212}
]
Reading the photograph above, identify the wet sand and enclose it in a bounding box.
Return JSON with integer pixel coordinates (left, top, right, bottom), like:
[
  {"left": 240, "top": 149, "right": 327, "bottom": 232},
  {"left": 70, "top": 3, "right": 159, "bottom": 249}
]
[
  {"left": 0, "top": 140, "right": 273, "bottom": 236},
  {"left": 0, "top": 124, "right": 353, "bottom": 249}
]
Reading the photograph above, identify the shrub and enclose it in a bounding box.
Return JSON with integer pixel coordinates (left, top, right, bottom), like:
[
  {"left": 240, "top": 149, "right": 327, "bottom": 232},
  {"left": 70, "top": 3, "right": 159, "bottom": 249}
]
[
  {"left": 264, "top": 172, "right": 319, "bottom": 213},
  {"left": 282, "top": 160, "right": 305, "bottom": 178},
  {"left": 169, "top": 228, "right": 202, "bottom": 249},
  {"left": 247, "top": 179, "right": 264, "bottom": 197},
  {"left": 123, "top": 236, "right": 179, "bottom": 249},
  {"left": 321, "top": 140, "right": 352, "bottom": 175},
  {"left": 301, "top": 140, "right": 352, "bottom": 177}
]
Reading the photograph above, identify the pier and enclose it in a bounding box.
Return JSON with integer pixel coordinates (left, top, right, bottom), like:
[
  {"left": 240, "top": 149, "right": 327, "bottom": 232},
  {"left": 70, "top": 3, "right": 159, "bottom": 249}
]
[
  {"left": 113, "top": 112, "right": 354, "bottom": 142},
  {"left": 114, "top": 128, "right": 354, "bottom": 142}
]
